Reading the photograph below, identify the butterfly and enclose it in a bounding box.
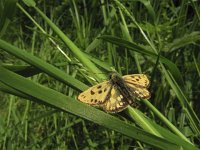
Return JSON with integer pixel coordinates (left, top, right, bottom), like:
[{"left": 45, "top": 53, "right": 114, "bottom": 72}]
[{"left": 78, "top": 73, "right": 151, "bottom": 113}]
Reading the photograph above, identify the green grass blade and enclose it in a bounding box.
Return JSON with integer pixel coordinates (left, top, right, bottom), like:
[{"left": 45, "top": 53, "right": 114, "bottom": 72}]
[
  {"left": 2, "top": 64, "right": 40, "bottom": 77},
  {"left": 0, "top": 39, "right": 87, "bottom": 91},
  {"left": 31, "top": 4, "right": 106, "bottom": 81},
  {"left": 138, "top": 0, "right": 156, "bottom": 22},
  {"left": 166, "top": 32, "right": 200, "bottom": 51},
  {"left": 0, "top": 0, "right": 17, "bottom": 36},
  {"left": 0, "top": 82, "right": 30, "bottom": 99},
  {"left": 166, "top": 70, "right": 200, "bottom": 135},
  {"left": 142, "top": 100, "right": 191, "bottom": 143},
  {"left": 131, "top": 108, "right": 197, "bottom": 149}
]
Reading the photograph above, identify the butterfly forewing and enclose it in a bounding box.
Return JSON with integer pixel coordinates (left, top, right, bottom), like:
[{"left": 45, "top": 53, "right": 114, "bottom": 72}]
[
  {"left": 123, "top": 74, "right": 150, "bottom": 88},
  {"left": 123, "top": 74, "right": 151, "bottom": 99},
  {"left": 102, "top": 85, "right": 129, "bottom": 113},
  {"left": 78, "top": 81, "right": 112, "bottom": 106}
]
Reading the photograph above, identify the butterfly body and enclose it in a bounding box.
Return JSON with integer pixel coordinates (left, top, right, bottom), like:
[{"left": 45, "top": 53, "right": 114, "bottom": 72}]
[
  {"left": 109, "top": 73, "right": 136, "bottom": 105},
  {"left": 78, "top": 73, "right": 150, "bottom": 113}
]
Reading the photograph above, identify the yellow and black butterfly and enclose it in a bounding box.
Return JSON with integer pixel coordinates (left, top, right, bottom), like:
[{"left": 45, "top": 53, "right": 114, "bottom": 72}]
[{"left": 78, "top": 73, "right": 151, "bottom": 113}]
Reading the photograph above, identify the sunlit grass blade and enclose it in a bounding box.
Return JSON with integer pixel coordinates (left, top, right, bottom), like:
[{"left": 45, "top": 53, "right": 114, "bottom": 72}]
[
  {"left": 126, "top": 107, "right": 196, "bottom": 149},
  {"left": 141, "top": 100, "right": 191, "bottom": 143},
  {"left": 141, "top": 109, "right": 197, "bottom": 149}
]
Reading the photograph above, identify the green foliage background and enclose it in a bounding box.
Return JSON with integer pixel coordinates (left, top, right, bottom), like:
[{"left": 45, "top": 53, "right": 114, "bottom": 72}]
[{"left": 0, "top": 0, "right": 200, "bottom": 149}]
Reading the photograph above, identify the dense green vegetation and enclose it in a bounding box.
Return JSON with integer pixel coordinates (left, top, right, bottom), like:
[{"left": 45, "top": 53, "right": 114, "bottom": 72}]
[{"left": 0, "top": 0, "right": 200, "bottom": 149}]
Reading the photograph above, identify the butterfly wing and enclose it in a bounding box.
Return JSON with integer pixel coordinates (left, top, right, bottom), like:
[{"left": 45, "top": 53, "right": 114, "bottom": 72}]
[
  {"left": 78, "top": 74, "right": 151, "bottom": 113},
  {"left": 126, "top": 84, "right": 151, "bottom": 99},
  {"left": 123, "top": 74, "right": 151, "bottom": 99},
  {"left": 78, "top": 81, "right": 112, "bottom": 106},
  {"left": 123, "top": 74, "right": 150, "bottom": 87},
  {"left": 102, "top": 85, "right": 129, "bottom": 113}
]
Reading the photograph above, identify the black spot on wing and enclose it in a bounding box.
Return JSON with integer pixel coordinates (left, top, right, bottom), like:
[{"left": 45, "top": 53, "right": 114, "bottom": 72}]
[
  {"left": 98, "top": 90, "right": 102, "bottom": 94},
  {"left": 90, "top": 90, "right": 95, "bottom": 95},
  {"left": 97, "top": 85, "right": 102, "bottom": 89},
  {"left": 81, "top": 95, "right": 86, "bottom": 98}
]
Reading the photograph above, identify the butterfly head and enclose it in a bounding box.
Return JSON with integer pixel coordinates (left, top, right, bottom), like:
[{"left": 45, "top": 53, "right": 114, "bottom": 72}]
[{"left": 109, "top": 73, "right": 123, "bottom": 82}]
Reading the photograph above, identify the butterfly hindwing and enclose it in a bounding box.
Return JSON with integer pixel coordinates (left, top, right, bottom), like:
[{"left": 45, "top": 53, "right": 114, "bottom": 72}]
[
  {"left": 78, "top": 81, "right": 112, "bottom": 106},
  {"left": 102, "top": 85, "right": 129, "bottom": 113},
  {"left": 126, "top": 83, "right": 151, "bottom": 99}
]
